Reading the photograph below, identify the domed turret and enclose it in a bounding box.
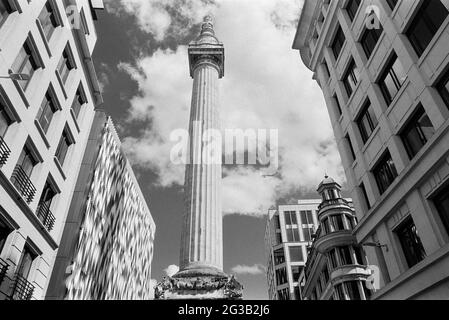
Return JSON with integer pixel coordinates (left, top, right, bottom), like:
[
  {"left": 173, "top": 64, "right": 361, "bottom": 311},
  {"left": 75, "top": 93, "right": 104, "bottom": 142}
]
[{"left": 317, "top": 175, "right": 342, "bottom": 202}]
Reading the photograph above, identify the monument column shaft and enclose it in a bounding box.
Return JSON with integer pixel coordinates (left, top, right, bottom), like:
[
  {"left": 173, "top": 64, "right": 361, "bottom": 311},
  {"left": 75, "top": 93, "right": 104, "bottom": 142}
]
[{"left": 180, "top": 62, "right": 223, "bottom": 272}]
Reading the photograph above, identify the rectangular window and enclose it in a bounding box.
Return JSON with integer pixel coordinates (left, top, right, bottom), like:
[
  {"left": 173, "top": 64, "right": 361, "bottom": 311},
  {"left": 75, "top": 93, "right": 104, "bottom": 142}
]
[
  {"left": 0, "top": 218, "right": 12, "bottom": 254},
  {"left": 346, "top": 0, "right": 361, "bottom": 22},
  {"left": 274, "top": 215, "right": 280, "bottom": 229},
  {"left": 291, "top": 266, "right": 302, "bottom": 283},
  {"left": 38, "top": 1, "right": 58, "bottom": 41},
  {"left": 433, "top": 185, "right": 449, "bottom": 237},
  {"left": 294, "top": 286, "right": 301, "bottom": 300},
  {"left": 55, "top": 130, "right": 72, "bottom": 165},
  {"left": 361, "top": 25, "right": 383, "bottom": 59},
  {"left": 346, "top": 133, "right": 356, "bottom": 162},
  {"left": 71, "top": 87, "right": 86, "bottom": 119},
  {"left": 36, "top": 92, "right": 57, "bottom": 133},
  {"left": 275, "top": 267, "right": 288, "bottom": 286},
  {"left": 284, "top": 211, "right": 297, "bottom": 225},
  {"left": 331, "top": 26, "right": 345, "bottom": 60},
  {"left": 437, "top": 69, "right": 449, "bottom": 109},
  {"left": 395, "top": 217, "right": 426, "bottom": 268},
  {"left": 0, "top": 0, "right": 12, "bottom": 25},
  {"left": 11, "top": 41, "right": 39, "bottom": 90},
  {"left": 332, "top": 215, "right": 345, "bottom": 231},
  {"left": 357, "top": 100, "right": 378, "bottom": 143},
  {"left": 328, "top": 248, "right": 338, "bottom": 269},
  {"left": 274, "top": 248, "right": 285, "bottom": 265},
  {"left": 300, "top": 210, "right": 313, "bottom": 224},
  {"left": 335, "top": 283, "right": 346, "bottom": 300},
  {"left": 338, "top": 246, "right": 353, "bottom": 265},
  {"left": 400, "top": 105, "right": 435, "bottom": 159},
  {"left": 353, "top": 246, "right": 364, "bottom": 265},
  {"left": 346, "top": 281, "right": 361, "bottom": 300},
  {"left": 379, "top": 53, "right": 406, "bottom": 105},
  {"left": 275, "top": 232, "right": 282, "bottom": 244},
  {"left": 287, "top": 228, "right": 300, "bottom": 242},
  {"left": 57, "top": 48, "right": 74, "bottom": 84},
  {"left": 373, "top": 151, "right": 398, "bottom": 195},
  {"left": 289, "top": 246, "right": 304, "bottom": 262},
  {"left": 360, "top": 182, "right": 371, "bottom": 210},
  {"left": 407, "top": 0, "right": 448, "bottom": 57},
  {"left": 343, "top": 59, "right": 359, "bottom": 97},
  {"left": 15, "top": 146, "right": 37, "bottom": 178},
  {"left": 0, "top": 102, "right": 12, "bottom": 137},
  {"left": 334, "top": 93, "right": 342, "bottom": 116},
  {"left": 387, "top": 0, "right": 398, "bottom": 11},
  {"left": 303, "top": 227, "right": 314, "bottom": 242}
]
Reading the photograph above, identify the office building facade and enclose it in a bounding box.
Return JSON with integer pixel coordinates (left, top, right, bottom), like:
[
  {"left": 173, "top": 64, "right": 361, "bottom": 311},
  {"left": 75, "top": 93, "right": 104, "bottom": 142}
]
[
  {"left": 265, "top": 199, "right": 320, "bottom": 300},
  {"left": 46, "top": 111, "right": 156, "bottom": 300},
  {"left": 294, "top": 0, "right": 449, "bottom": 299},
  {"left": 0, "top": 0, "right": 104, "bottom": 300}
]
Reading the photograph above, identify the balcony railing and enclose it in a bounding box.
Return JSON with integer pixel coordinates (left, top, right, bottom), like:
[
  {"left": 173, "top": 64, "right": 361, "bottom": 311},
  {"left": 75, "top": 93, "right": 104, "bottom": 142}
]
[
  {"left": 11, "top": 165, "right": 36, "bottom": 204},
  {"left": 0, "top": 258, "right": 9, "bottom": 286},
  {"left": 318, "top": 198, "right": 349, "bottom": 210},
  {"left": 36, "top": 201, "right": 56, "bottom": 232},
  {"left": 10, "top": 274, "right": 35, "bottom": 300},
  {"left": 0, "top": 136, "right": 11, "bottom": 166}
]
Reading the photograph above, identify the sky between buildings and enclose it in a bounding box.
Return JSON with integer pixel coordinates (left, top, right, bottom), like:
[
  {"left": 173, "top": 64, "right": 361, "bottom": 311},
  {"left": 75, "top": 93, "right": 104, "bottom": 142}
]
[{"left": 92, "top": 0, "right": 347, "bottom": 300}]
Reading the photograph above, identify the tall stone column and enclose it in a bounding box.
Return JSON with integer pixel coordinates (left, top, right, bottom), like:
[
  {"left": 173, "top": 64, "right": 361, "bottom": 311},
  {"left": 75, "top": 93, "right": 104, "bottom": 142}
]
[
  {"left": 155, "top": 16, "right": 243, "bottom": 300},
  {"left": 178, "top": 15, "right": 225, "bottom": 277}
]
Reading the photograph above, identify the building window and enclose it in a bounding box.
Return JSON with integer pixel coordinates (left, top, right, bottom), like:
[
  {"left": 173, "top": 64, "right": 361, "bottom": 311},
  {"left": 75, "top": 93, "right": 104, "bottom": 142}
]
[
  {"left": 360, "top": 182, "right": 371, "bottom": 210},
  {"left": 55, "top": 129, "right": 73, "bottom": 165},
  {"left": 338, "top": 246, "right": 353, "bottom": 265},
  {"left": 373, "top": 151, "right": 398, "bottom": 195},
  {"left": 346, "top": 0, "right": 361, "bottom": 22},
  {"left": 361, "top": 25, "right": 383, "bottom": 59},
  {"left": 303, "top": 226, "right": 314, "bottom": 242},
  {"left": 291, "top": 266, "right": 302, "bottom": 282},
  {"left": 294, "top": 286, "right": 301, "bottom": 300},
  {"left": 274, "top": 215, "right": 281, "bottom": 229},
  {"left": 11, "top": 146, "right": 38, "bottom": 204},
  {"left": 300, "top": 210, "right": 313, "bottom": 224},
  {"left": 328, "top": 248, "right": 338, "bottom": 269},
  {"left": 284, "top": 211, "right": 297, "bottom": 225},
  {"left": 379, "top": 53, "right": 406, "bottom": 105},
  {"left": 343, "top": 59, "right": 359, "bottom": 97},
  {"left": 400, "top": 105, "right": 435, "bottom": 159},
  {"left": 353, "top": 246, "right": 364, "bottom": 265},
  {"left": 11, "top": 41, "right": 39, "bottom": 90},
  {"left": 57, "top": 47, "right": 75, "bottom": 84},
  {"left": 277, "top": 288, "right": 290, "bottom": 300},
  {"left": 275, "top": 267, "right": 288, "bottom": 286},
  {"left": 286, "top": 228, "right": 300, "bottom": 242},
  {"left": 331, "top": 26, "right": 345, "bottom": 60},
  {"left": 357, "top": 100, "right": 378, "bottom": 143},
  {"left": 346, "top": 281, "right": 361, "bottom": 300},
  {"left": 406, "top": 0, "right": 449, "bottom": 57},
  {"left": 80, "top": 9, "right": 90, "bottom": 35},
  {"left": 0, "top": 218, "right": 12, "bottom": 253},
  {"left": 334, "top": 93, "right": 342, "bottom": 116},
  {"left": 437, "top": 69, "right": 449, "bottom": 109},
  {"left": 323, "top": 265, "right": 329, "bottom": 283},
  {"left": 36, "top": 92, "right": 58, "bottom": 133},
  {"left": 345, "top": 133, "right": 356, "bottom": 162},
  {"left": 71, "top": 86, "right": 86, "bottom": 119},
  {"left": 0, "top": 0, "right": 12, "bottom": 25},
  {"left": 386, "top": 0, "right": 398, "bottom": 11},
  {"left": 289, "top": 246, "right": 304, "bottom": 262},
  {"left": 37, "top": 180, "right": 56, "bottom": 231},
  {"left": 433, "top": 185, "right": 449, "bottom": 237},
  {"left": 0, "top": 101, "right": 12, "bottom": 137},
  {"left": 275, "top": 232, "right": 282, "bottom": 244},
  {"left": 38, "top": 1, "right": 59, "bottom": 41},
  {"left": 274, "top": 248, "right": 285, "bottom": 265},
  {"left": 334, "top": 283, "right": 346, "bottom": 300},
  {"left": 395, "top": 217, "right": 426, "bottom": 268},
  {"left": 332, "top": 215, "right": 345, "bottom": 231}
]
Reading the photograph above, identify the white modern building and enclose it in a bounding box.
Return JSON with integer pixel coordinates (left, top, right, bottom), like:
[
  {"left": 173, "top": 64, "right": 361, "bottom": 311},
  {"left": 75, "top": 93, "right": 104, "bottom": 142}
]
[
  {"left": 0, "top": 0, "right": 104, "bottom": 300},
  {"left": 294, "top": 0, "right": 449, "bottom": 299},
  {"left": 265, "top": 199, "right": 320, "bottom": 300}
]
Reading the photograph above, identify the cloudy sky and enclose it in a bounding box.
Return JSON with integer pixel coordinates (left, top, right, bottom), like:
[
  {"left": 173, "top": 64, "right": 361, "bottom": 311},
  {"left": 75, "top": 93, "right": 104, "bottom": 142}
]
[{"left": 93, "top": 0, "right": 346, "bottom": 299}]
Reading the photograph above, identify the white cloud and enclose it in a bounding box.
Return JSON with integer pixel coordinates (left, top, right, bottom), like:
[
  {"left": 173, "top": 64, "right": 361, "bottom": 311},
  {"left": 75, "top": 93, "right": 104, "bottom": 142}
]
[
  {"left": 164, "top": 264, "right": 180, "bottom": 277},
  {"left": 231, "top": 264, "right": 266, "bottom": 275},
  {"left": 117, "top": 0, "right": 345, "bottom": 216}
]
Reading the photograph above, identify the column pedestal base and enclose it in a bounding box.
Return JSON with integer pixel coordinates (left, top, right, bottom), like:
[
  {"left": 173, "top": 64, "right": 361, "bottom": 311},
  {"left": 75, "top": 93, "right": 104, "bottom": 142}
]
[{"left": 155, "top": 268, "right": 243, "bottom": 300}]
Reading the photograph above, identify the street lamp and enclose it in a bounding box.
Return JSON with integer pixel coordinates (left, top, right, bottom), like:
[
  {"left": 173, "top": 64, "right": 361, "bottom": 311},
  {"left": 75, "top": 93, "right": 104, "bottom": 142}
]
[
  {"left": 362, "top": 241, "right": 389, "bottom": 252},
  {"left": 0, "top": 70, "right": 30, "bottom": 81}
]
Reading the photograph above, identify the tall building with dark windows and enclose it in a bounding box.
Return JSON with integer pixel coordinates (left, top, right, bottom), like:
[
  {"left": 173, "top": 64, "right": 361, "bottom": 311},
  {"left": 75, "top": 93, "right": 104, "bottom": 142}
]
[
  {"left": 0, "top": 0, "right": 105, "bottom": 300},
  {"left": 265, "top": 200, "right": 320, "bottom": 300},
  {"left": 294, "top": 0, "right": 449, "bottom": 299},
  {"left": 299, "top": 176, "right": 370, "bottom": 300}
]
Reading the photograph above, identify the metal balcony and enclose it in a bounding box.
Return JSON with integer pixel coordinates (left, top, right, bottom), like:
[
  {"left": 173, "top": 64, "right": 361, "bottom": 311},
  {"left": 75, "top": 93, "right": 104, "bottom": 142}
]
[
  {"left": 11, "top": 165, "right": 36, "bottom": 204},
  {"left": 0, "top": 258, "right": 9, "bottom": 286},
  {"left": 10, "top": 274, "right": 34, "bottom": 300},
  {"left": 0, "top": 136, "right": 11, "bottom": 166},
  {"left": 36, "top": 201, "right": 56, "bottom": 232}
]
